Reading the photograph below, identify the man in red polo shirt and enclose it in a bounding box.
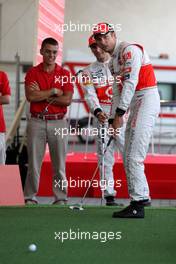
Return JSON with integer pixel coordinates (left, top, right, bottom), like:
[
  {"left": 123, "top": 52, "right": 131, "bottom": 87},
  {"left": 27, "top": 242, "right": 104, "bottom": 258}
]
[
  {"left": 24, "top": 37, "right": 74, "bottom": 205},
  {"left": 0, "top": 71, "right": 11, "bottom": 164}
]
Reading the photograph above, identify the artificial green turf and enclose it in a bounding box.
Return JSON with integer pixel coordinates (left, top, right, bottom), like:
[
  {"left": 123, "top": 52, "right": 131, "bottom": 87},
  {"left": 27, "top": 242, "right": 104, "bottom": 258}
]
[{"left": 0, "top": 206, "right": 176, "bottom": 264}]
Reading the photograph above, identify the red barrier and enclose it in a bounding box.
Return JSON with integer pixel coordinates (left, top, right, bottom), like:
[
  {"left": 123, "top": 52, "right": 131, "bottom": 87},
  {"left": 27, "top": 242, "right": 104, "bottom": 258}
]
[
  {"left": 0, "top": 165, "right": 24, "bottom": 206},
  {"left": 38, "top": 153, "right": 176, "bottom": 199}
]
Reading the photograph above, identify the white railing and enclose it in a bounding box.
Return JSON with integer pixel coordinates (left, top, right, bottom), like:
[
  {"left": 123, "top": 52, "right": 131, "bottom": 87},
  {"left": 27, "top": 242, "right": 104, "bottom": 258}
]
[{"left": 67, "top": 99, "right": 176, "bottom": 155}]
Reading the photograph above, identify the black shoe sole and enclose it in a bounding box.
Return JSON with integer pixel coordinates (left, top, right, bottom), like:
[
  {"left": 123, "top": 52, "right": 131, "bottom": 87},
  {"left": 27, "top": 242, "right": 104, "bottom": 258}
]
[
  {"left": 142, "top": 201, "right": 151, "bottom": 207},
  {"left": 106, "top": 203, "right": 124, "bottom": 206},
  {"left": 112, "top": 212, "right": 144, "bottom": 218}
]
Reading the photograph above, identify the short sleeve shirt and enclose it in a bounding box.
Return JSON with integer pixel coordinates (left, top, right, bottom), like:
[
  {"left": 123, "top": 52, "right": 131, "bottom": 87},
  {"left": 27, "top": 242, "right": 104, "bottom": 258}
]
[
  {"left": 25, "top": 63, "right": 74, "bottom": 115},
  {"left": 0, "top": 71, "right": 11, "bottom": 132}
]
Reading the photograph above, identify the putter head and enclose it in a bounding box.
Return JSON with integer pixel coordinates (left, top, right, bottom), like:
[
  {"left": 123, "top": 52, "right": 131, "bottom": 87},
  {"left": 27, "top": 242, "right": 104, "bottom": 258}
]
[{"left": 69, "top": 204, "right": 84, "bottom": 211}]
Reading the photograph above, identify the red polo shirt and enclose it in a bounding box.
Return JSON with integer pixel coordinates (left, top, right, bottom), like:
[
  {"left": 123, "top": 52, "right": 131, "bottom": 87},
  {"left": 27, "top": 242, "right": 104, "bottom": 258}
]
[
  {"left": 25, "top": 63, "right": 74, "bottom": 115},
  {"left": 0, "top": 71, "right": 11, "bottom": 132}
]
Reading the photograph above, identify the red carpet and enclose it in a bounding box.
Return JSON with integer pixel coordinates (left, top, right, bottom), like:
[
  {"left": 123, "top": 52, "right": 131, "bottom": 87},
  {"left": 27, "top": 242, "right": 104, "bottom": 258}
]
[{"left": 38, "top": 152, "right": 176, "bottom": 199}]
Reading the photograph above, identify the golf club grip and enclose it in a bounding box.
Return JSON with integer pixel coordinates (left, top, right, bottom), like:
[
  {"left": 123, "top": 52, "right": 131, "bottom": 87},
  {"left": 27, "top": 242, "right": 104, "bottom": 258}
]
[
  {"left": 107, "top": 136, "right": 113, "bottom": 147},
  {"left": 103, "top": 136, "right": 113, "bottom": 155},
  {"left": 75, "top": 70, "right": 83, "bottom": 77},
  {"left": 101, "top": 124, "right": 105, "bottom": 144}
]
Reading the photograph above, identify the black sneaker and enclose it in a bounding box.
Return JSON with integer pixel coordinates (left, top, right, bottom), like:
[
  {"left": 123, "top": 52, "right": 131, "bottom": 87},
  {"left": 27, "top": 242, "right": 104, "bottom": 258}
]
[
  {"left": 105, "top": 196, "right": 118, "bottom": 206},
  {"left": 112, "top": 201, "right": 144, "bottom": 218}
]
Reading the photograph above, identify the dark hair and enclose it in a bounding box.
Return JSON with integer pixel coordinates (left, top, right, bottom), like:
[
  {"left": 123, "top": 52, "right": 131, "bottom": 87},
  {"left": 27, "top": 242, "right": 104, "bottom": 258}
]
[{"left": 41, "top": 38, "right": 58, "bottom": 49}]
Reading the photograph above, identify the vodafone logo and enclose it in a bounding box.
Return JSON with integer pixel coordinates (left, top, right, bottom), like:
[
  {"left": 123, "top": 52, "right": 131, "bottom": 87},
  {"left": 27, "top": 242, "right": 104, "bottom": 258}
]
[{"left": 105, "top": 86, "right": 113, "bottom": 99}]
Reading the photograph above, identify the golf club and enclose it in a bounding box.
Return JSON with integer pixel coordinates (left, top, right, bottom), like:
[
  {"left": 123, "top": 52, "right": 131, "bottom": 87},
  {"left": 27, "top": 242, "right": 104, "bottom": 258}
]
[
  {"left": 69, "top": 135, "right": 114, "bottom": 211},
  {"left": 101, "top": 124, "right": 105, "bottom": 205},
  {"left": 39, "top": 98, "right": 56, "bottom": 117}
]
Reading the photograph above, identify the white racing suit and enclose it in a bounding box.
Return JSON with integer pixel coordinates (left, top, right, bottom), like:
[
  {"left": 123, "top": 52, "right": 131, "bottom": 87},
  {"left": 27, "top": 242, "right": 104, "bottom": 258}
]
[
  {"left": 110, "top": 41, "right": 160, "bottom": 201},
  {"left": 0, "top": 133, "right": 6, "bottom": 164},
  {"left": 82, "top": 60, "right": 124, "bottom": 197}
]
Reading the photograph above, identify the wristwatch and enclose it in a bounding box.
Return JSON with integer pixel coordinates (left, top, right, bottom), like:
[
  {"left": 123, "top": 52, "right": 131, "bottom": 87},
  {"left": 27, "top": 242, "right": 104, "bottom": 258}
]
[{"left": 51, "top": 88, "right": 58, "bottom": 96}]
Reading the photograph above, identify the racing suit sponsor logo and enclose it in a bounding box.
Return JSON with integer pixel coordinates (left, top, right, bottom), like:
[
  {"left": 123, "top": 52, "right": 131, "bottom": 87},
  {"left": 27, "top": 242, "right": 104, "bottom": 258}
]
[
  {"left": 122, "top": 51, "right": 132, "bottom": 61},
  {"left": 125, "top": 61, "right": 132, "bottom": 66},
  {"left": 105, "top": 86, "right": 113, "bottom": 99},
  {"left": 124, "top": 74, "right": 130, "bottom": 80},
  {"left": 92, "top": 69, "right": 104, "bottom": 79},
  {"left": 96, "top": 85, "right": 113, "bottom": 103},
  {"left": 123, "top": 67, "right": 132, "bottom": 73}
]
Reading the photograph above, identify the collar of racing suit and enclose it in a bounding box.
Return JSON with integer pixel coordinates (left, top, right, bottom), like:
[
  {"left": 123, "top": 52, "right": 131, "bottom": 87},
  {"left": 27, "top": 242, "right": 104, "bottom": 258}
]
[
  {"left": 111, "top": 40, "right": 120, "bottom": 57},
  {"left": 96, "top": 58, "right": 111, "bottom": 66}
]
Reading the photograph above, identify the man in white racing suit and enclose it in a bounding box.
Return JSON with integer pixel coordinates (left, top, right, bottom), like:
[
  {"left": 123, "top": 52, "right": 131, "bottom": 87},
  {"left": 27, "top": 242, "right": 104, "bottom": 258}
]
[
  {"left": 93, "top": 23, "right": 160, "bottom": 218},
  {"left": 81, "top": 35, "right": 124, "bottom": 206}
]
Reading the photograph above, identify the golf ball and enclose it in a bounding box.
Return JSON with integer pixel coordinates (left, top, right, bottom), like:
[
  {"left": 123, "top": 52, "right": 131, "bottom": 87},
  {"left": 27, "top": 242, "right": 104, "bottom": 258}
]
[{"left": 28, "top": 244, "right": 37, "bottom": 252}]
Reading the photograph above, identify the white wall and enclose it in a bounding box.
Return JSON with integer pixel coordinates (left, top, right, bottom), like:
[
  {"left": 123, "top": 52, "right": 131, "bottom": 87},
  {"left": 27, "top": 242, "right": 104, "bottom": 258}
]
[
  {"left": 63, "top": 0, "right": 176, "bottom": 61},
  {"left": 0, "top": 0, "right": 176, "bottom": 62},
  {"left": 0, "top": 0, "right": 36, "bottom": 62}
]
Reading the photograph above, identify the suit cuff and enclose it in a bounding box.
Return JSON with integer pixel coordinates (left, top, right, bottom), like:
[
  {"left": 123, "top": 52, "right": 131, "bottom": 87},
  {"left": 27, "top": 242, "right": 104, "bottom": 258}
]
[
  {"left": 116, "top": 107, "right": 126, "bottom": 116},
  {"left": 108, "top": 119, "right": 114, "bottom": 124},
  {"left": 94, "top": 108, "right": 102, "bottom": 117}
]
